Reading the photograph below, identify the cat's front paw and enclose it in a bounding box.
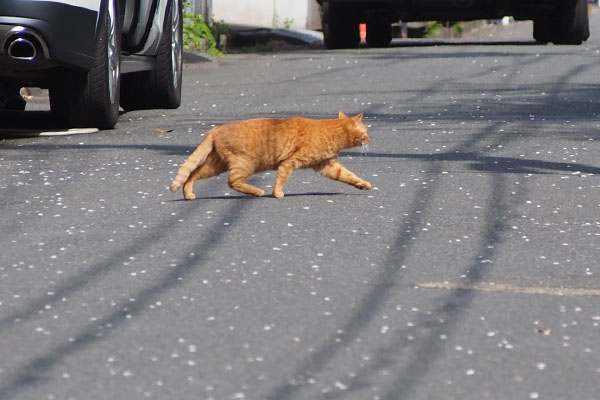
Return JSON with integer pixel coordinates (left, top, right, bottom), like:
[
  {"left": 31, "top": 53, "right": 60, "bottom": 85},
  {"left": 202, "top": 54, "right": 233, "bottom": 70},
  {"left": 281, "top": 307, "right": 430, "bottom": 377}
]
[
  {"left": 184, "top": 193, "right": 197, "bottom": 200},
  {"left": 273, "top": 189, "right": 285, "bottom": 199},
  {"left": 355, "top": 181, "right": 372, "bottom": 190}
]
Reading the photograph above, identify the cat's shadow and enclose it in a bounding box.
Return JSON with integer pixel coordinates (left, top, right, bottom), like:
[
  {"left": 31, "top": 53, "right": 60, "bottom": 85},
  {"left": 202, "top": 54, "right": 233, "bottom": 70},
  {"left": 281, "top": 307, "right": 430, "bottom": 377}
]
[{"left": 166, "top": 191, "right": 365, "bottom": 202}]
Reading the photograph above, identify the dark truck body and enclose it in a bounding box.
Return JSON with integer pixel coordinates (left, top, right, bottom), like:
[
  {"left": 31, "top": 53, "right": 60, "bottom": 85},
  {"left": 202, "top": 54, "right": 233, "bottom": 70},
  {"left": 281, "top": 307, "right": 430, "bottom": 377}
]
[{"left": 316, "top": 0, "right": 590, "bottom": 48}]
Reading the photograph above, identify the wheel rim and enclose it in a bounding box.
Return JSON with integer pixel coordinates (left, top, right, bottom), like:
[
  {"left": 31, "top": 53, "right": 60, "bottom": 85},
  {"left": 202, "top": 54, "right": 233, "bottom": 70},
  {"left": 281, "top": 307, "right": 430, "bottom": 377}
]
[
  {"left": 171, "top": 0, "right": 182, "bottom": 89},
  {"left": 107, "top": 0, "right": 120, "bottom": 104}
]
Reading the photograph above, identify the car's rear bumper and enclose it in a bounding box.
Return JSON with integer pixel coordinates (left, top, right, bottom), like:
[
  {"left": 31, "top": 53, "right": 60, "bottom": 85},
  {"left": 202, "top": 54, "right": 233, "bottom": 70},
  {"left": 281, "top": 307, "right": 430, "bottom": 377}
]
[{"left": 0, "top": 0, "right": 102, "bottom": 76}]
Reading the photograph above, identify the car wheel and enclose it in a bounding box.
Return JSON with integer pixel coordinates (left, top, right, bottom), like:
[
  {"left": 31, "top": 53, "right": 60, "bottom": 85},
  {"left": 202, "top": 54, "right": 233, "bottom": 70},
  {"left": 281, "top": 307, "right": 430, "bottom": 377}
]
[
  {"left": 321, "top": 1, "right": 360, "bottom": 49},
  {"left": 555, "top": 0, "right": 589, "bottom": 44},
  {"left": 120, "top": 0, "right": 183, "bottom": 111},
  {"left": 533, "top": 18, "right": 552, "bottom": 43},
  {"left": 50, "top": 0, "right": 121, "bottom": 129},
  {"left": 366, "top": 23, "right": 392, "bottom": 47}
]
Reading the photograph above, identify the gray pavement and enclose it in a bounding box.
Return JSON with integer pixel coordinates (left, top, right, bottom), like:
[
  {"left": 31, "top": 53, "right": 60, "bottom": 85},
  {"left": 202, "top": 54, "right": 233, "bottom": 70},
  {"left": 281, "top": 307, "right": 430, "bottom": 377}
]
[{"left": 1, "top": 12, "right": 600, "bottom": 400}]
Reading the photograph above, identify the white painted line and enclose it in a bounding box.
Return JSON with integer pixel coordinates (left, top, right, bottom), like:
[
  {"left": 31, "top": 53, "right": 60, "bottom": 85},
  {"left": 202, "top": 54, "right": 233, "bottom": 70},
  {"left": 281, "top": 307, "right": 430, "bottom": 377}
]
[
  {"left": 38, "top": 128, "right": 99, "bottom": 136},
  {"left": 416, "top": 282, "right": 600, "bottom": 297}
]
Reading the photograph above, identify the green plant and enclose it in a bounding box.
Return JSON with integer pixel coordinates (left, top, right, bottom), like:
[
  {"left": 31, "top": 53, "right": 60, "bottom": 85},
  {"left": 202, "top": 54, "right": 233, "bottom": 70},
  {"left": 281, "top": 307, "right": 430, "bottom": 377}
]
[
  {"left": 272, "top": 12, "right": 294, "bottom": 29},
  {"left": 240, "top": 43, "right": 274, "bottom": 53},
  {"left": 424, "top": 21, "right": 443, "bottom": 38},
  {"left": 283, "top": 18, "right": 294, "bottom": 29},
  {"left": 210, "top": 19, "right": 231, "bottom": 40},
  {"left": 423, "top": 21, "right": 464, "bottom": 38},
  {"left": 182, "top": 7, "right": 222, "bottom": 58},
  {"left": 453, "top": 22, "right": 464, "bottom": 37}
]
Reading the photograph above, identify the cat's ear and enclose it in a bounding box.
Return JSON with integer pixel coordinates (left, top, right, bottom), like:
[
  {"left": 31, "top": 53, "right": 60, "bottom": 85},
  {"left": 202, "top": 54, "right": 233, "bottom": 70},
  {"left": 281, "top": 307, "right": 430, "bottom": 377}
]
[
  {"left": 352, "top": 113, "right": 364, "bottom": 123},
  {"left": 338, "top": 111, "right": 348, "bottom": 119}
]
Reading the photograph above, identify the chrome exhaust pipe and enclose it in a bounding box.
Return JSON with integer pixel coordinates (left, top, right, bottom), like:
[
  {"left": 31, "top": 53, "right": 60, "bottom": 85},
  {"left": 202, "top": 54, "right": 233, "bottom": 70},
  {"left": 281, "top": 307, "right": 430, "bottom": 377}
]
[
  {"left": 1, "top": 26, "right": 50, "bottom": 61},
  {"left": 7, "top": 37, "right": 37, "bottom": 61}
]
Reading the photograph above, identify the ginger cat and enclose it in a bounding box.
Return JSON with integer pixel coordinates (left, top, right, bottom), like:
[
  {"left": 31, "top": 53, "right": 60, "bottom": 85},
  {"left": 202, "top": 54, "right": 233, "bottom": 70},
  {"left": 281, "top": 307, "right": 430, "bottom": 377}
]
[{"left": 170, "top": 111, "right": 371, "bottom": 200}]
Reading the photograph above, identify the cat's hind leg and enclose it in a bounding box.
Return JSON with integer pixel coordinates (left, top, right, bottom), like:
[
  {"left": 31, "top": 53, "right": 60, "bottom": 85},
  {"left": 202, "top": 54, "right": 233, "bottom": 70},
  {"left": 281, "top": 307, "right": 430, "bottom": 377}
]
[
  {"left": 227, "top": 167, "right": 264, "bottom": 197},
  {"left": 314, "top": 158, "right": 372, "bottom": 191},
  {"left": 183, "top": 153, "right": 227, "bottom": 200}
]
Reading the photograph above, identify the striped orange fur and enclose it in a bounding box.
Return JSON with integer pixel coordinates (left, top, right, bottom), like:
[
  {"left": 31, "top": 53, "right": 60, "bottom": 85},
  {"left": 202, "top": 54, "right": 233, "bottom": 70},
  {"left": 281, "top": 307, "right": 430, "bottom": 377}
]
[{"left": 169, "top": 111, "right": 371, "bottom": 200}]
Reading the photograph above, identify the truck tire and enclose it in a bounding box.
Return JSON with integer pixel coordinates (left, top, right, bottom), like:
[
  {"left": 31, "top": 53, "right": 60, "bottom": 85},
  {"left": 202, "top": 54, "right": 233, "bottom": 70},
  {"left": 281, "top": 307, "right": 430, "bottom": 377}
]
[
  {"left": 555, "top": 0, "right": 589, "bottom": 44},
  {"left": 366, "top": 23, "right": 392, "bottom": 47},
  {"left": 321, "top": 1, "right": 360, "bottom": 49},
  {"left": 533, "top": 18, "right": 552, "bottom": 43},
  {"left": 120, "top": 0, "right": 183, "bottom": 110},
  {"left": 50, "top": 0, "right": 121, "bottom": 129}
]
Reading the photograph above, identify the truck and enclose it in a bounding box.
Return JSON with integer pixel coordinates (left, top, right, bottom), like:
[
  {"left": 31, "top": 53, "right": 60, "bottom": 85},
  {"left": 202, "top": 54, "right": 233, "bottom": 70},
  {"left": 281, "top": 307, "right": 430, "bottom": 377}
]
[{"left": 315, "top": 0, "right": 590, "bottom": 48}]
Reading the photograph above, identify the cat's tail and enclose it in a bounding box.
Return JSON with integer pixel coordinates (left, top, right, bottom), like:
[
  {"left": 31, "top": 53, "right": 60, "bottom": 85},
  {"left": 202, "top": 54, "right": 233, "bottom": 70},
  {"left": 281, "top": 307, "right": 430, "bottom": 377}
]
[{"left": 169, "top": 132, "right": 215, "bottom": 193}]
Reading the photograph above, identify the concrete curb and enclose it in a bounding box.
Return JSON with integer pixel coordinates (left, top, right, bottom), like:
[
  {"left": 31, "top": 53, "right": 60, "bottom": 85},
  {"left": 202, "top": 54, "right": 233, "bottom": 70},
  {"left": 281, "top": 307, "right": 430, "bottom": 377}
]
[
  {"left": 229, "top": 25, "right": 324, "bottom": 47},
  {"left": 183, "top": 50, "right": 218, "bottom": 63},
  {"left": 270, "top": 28, "right": 324, "bottom": 45},
  {"left": 182, "top": 28, "right": 323, "bottom": 63}
]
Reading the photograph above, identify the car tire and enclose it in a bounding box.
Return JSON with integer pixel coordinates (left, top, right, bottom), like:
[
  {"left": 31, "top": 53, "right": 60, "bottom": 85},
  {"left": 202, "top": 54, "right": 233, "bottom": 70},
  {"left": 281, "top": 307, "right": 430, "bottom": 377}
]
[
  {"left": 49, "top": 0, "right": 121, "bottom": 129},
  {"left": 120, "top": 0, "right": 183, "bottom": 111},
  {"left": 321, "top": 1, "right": 360, "bottom": 49},
  {"left": 366, "top": 23, "right": 392, "bottom": 47},
  {"left": 555, "top": 0, "right": 589, "bottom": 44}
]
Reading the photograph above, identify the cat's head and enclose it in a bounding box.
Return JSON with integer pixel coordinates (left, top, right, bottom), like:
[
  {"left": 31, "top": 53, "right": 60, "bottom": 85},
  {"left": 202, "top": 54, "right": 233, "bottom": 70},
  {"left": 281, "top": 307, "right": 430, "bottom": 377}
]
[{"left": 339, "top": 111, "right": 369, "bottom": 146}]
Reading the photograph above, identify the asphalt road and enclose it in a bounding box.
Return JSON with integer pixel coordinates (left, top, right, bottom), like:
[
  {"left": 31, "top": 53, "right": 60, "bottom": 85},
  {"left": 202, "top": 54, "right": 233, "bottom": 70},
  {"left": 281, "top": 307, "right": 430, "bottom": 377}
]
[{"left": 1, "top": 14, "right": 600, "bottom": 400}]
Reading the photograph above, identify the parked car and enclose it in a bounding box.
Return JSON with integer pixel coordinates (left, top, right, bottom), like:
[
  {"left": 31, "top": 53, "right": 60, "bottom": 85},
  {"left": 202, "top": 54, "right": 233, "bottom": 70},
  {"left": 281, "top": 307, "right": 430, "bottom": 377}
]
[
  {"left": 0, "top": 0, "right": 183, "bottom": 129},
  {"left": 316, "top": 0, "right": 590, "bottom": 49}
]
